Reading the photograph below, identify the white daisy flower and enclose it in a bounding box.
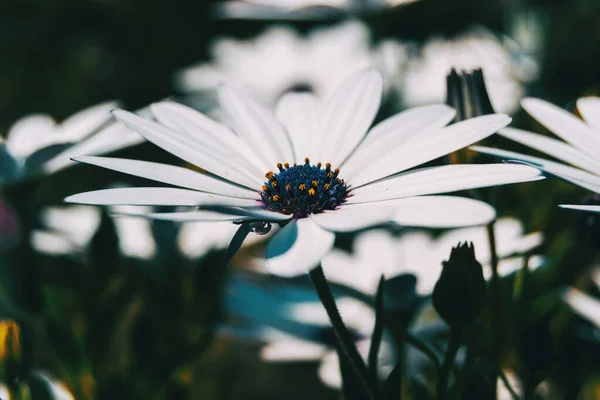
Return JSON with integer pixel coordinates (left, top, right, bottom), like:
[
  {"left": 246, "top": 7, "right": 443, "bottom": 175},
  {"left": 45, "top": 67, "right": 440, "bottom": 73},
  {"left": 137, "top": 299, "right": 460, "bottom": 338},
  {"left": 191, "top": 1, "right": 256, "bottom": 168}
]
[
  {"left": 65, "top": 69, "right": 542, "bottom": 275},
  {"left": 213, "top": 0, "right": 419, "bottom": 20},
  {"left": 319, "top": 217, "right": 543, "bottom": 295},
  {"left": 30, "top": 205, "right": 156, "bottom": 260},
  {"left": 472, "top": 96, "right": 600, "bottom": 213},
  {"left": 0, "top": 101, "right": 148, "bottom": 186},
  {"left": 259, "top": 297, "right": 395, "bottom": 389},
  {"left": 175, "top": 21, "right": 405, "bottom": 107},
  {"left": 399, "top": 26, "right": 539, "bottom": 114},
  {"left": 562, "top": 287, "right": 600, "bottom": 329}
]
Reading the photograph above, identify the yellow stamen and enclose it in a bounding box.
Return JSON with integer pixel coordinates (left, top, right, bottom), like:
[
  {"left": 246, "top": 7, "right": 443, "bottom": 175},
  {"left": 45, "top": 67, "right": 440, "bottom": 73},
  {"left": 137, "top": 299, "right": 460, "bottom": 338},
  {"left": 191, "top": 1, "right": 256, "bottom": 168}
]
[
  {"left": 308, "top": 188, "right": 316, "bottom": 196},
  {"left": 273, "top": 195, "right": 280, "bottom": 202},
  {"left": 312, "top": 180, "right": 319, "bottom": 187},
  {"left": 299, "top": 184, "right": 307, "bottom": 191},
  {"left": 324, "top": 183, "right": 330, "bottom": 190}
]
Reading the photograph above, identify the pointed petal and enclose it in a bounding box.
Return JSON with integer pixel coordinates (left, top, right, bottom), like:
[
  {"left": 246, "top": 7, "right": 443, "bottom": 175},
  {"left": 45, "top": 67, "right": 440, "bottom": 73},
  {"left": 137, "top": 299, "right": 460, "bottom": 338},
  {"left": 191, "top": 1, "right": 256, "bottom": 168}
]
[
  {"left": 219, "top": 85, "right": 294, "bottom": 167},
  {"left": 318, "top": 69, "right": 383, "bottom": 166},
  {"left": 59, "top": 100, "right": 120, "bottom": 141},
  {"left": 65, "top": 187, "right": 260, "bottom": 207},
  {"left": 343, "top": 104, "right": 456, "bottom": 180},
  {"left": 351, "top": 114, "right": 511, "bottom": 188},
  {"left": 499, "top": 127, "right": 600, "bottom": 173},
  {"left": 74, "top": 156, "right": 260, "bottom": 199},
  {"left": 577, "top": 96, "right": 600, "bottom": 131},
  {"left": 275, "top": 92, "right": 319, "bottom": 164},
  {"left": 347, "top": 164, "right": 542, "bottom": 204},
  {"left": 113, "top": 209, "right": 292, "bottom": 222},
  {"left": 391, "top": 196, "right": 496, "bottom": 228},
  {"left": 558, "top": 205, "right": 600, "bottom": 214},
  {"left": 112, "top": 109, "right": 262, "bottom": 190},
  {"left": 151, "top": 101, "right": 268, "bottom": 174},
  {"left": 265, "top": 219, "right": 335, "bottom": 277},
  {"left": 522, "top": 97, "right": 600, "bottom": 157},
  {"left": 471, "top": 146, "right": 600, "bottom": 193}
]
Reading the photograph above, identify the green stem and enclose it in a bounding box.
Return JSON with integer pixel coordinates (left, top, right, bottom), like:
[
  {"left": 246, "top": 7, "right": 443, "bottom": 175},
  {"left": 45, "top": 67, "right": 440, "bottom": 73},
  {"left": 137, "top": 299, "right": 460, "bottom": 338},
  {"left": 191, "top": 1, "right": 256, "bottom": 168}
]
[
  {"left": 436, "top": 328, "right": 462, "bottom": 400},
  {"left": 487, "top": 221, "right": 501, "bottom": 397},
  {"left": 309, "top": 265, "right": 381, "bottom": 400}
]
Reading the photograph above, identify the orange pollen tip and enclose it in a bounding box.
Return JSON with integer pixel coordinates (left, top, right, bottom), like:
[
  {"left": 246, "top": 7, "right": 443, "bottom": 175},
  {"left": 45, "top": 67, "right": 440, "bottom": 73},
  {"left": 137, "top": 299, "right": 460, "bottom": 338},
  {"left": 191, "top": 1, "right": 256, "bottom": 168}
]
[
  {"left": 304, "top": 157, "right": 310, "bottom": 164},
  {"left": 299, "top": 184, "right": 306, "bottom": 191},
  {"left": 317, "top": 162, "right": 322, "bottom": 167},
  {"left": 272, "top": 195, "right": 280, "bottom": 201},
  {"left": 265, "top": 171, "right": 274, "bottom": 179},
  {"left": 277, "top": 162, "right": 283, "bottom": 170},
  {"left": 284, "top": 163, "right": 290, "bottom": 168},
  {"left": 312, "top": 180, "right": 319, "bottom": 187},
  {"left": 327, "top": 172, "right": 334, "bottom": 179},
  {"left": 271, "top": 181, "right": 278, "bottom": 187},
  {"left": 308, "top": 188, "right": 316, "bottom": 196},
  {"left": 334, "top": 168, "right": 340, "bottom": 174},
  {"left": 262, "top": 185, "right": 268, "bottom": 191},
  {"left": 285, "top": 184, "right": 292, "bottom": 191},
  {"left": 326, "top": 163, "right": 331, "bottom": 169},
  {"left": 324, "top": 183, "right": 331, "bottom": 190}
]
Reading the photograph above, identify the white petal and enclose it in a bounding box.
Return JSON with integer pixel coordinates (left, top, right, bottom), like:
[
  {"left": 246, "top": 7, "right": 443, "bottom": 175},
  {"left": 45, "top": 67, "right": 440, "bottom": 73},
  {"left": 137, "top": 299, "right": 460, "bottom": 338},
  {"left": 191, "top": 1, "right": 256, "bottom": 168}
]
[
  {"left": 275, "top": 92, "right": 319, "bottom": 164},
  {"left": 113, "top": 209, "right": 291, "bottom": 222},
  {"left": 471, "top": 146, "right": 600, "bottom": 193},
  {"left": 261, "top": 340, "right": 326, "bottom": 362},
  {"left": 499, "top": 127, "right": 600, "bottom": 173},
  {"left": 6, "top": 115, "right": 57, "bottom": 158},
  {"left": 219, "top": 85, "right": 294, "bottom": 167},
  {"left": 351, "top": 114, "right": 511, "bottom": 187},
  {"left": 110, "top": 205, "right": 157, "bottom": 259},
  {"left": 562, "top": 288, "right": 600, "bottom": 329},
  {"left": 150, "top": 101, "right": 268, "bottom": 174},
  {"left": 265, "top": 218, "right": 335, "bottom": 277},
  {"left": 58, "top": 100, "right": 119, "bottom": 142},
  {"left": 521, "top": 97, "right": 600, "bottom": 158},
  {"left": 342, "top": 104, "right": 456, "bottom": 180},
  {"left": 0, "top": 383, "right": 9, "bottom": 400},
  {"left": 391, "top": 196, "right": 496, "bottom": 228},
  {"left": 34, "top": 371, "right": 76, "bottom": 400},
  {"left": 347, "top": 164, "right": 542, "bottom": 204},
  {"left": 113, "top": 110, "right": 262, "bottom": 190},
  {"left": 558, "top": 204, "right": 600, "bottom": 213},
  {"left": 577, "top": 96, "right": 600, "bottom": 131},
  {"left": 310, "top": 203, "right": 398, "bottom": 232},
  {"left": 39, "top": 205, "right": 101, "bottom": 245},
  {"left": 74, "top": 156, "right": 260, "bottom": 199},
  {"left": 318, "top": 69, "right": 383, "bottom": 166},
  {"left": 43, "top": 111, "right": 148, "bottom": 175},
  {"left": 178, "top": 222, "right": 236, "bottom": 258},
  {"left": 65, "top": 187, "right": 260, "bottom": 207}
]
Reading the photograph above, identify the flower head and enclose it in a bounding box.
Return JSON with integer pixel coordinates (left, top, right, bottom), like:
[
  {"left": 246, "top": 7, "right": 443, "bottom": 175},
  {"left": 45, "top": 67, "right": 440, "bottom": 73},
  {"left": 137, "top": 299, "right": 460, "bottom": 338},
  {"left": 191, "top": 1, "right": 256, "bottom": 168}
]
[
  {"left": 473, "top": 96, "right": 600, "bottom": 214},
  {"left": 66, "top": 69, "right": 541, "bottom": 274}
]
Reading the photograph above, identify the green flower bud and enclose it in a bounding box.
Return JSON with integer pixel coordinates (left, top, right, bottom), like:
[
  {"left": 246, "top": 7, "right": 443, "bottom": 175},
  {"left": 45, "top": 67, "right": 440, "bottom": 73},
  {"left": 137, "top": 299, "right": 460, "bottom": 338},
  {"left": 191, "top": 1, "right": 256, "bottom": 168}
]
[{"left": 432, "top": 242, "right": 487, "bottom": 329}]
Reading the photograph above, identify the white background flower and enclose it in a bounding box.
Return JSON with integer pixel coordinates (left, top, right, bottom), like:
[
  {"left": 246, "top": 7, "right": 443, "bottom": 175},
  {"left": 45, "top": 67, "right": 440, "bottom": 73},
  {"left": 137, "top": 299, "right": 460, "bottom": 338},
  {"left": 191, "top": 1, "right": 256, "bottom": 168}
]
[
  {"left": 176, "top": 21, "right": 406, "bottom": 107},
  {"left": 0, "top": 101, "right": 148, "bottom": 185},
  {"left": 259, "top": 297, "right": 394, "bottom": 389},
  {"left": 318, "top": 217, "right": 543, "bottom": 295},
  {"left": 473, "top": 96, "right": 600, "bottom": 213},
  {"left": 66, "top": 69, "right": 542, "bottom": 276},
  {"left": 399, "top": 26, "right": 539, "bottom": 114}
]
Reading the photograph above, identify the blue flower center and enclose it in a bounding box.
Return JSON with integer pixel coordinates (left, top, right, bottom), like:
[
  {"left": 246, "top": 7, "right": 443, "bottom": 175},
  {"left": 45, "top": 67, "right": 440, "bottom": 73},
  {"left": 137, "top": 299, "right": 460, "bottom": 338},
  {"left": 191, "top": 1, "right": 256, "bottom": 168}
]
[{"left": 260, "top": 158, "right": 348, "bottom": 218}]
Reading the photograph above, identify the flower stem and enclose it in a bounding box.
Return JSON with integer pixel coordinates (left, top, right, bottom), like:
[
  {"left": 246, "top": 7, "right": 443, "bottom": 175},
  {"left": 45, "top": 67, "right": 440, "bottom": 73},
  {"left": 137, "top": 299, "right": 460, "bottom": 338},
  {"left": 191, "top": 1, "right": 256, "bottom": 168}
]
[
  {"left": 487, "top": 221, "right": 501, "bottom": 396},
  {"left": 436, "top": 328, "right": 462, "bottom": 400},
  {"left": 309, "top": 265, "right": 381, "bottom": 400}
]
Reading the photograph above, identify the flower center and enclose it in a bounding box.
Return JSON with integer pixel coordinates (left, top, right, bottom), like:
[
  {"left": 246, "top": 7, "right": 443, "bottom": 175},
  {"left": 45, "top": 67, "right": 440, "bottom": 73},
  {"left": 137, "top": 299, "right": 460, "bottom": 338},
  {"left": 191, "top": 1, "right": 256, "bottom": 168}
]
[{"left": 260, "top": 158, "right": 348, "bottom": 218}]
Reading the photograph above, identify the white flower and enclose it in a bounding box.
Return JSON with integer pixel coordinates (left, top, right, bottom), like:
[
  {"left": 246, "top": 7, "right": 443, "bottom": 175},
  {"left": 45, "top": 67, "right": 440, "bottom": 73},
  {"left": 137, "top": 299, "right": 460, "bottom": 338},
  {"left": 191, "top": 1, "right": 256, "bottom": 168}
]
[
  {"left": 30, "top": 205, "right": 156, "bottom": 260},
  {"left": 473, "top": 96, "right": 600, "bottom": 213},
  {"left": 399, "top": 26, "right": 539, "bottom": 114},
  {"left": 318, "top": 217, "right": 543, "bottom": 295},
  {"left": 0, "top": 101, "right": 147, "bottom": 185},
  {"left": 259, "top": 297, "right": 395, "bottom": 389},
  {"left": 175, "top": 21, "right": 405, "bottom": 107},
  {"left": 562, "top": 287, "right": 600, "bottom": 329},
  {"left": 65, "top": 69, "right": 541, "bottom": 275},
  {"left": 213, "top": 0, "right": 418, "bottom": 20}
]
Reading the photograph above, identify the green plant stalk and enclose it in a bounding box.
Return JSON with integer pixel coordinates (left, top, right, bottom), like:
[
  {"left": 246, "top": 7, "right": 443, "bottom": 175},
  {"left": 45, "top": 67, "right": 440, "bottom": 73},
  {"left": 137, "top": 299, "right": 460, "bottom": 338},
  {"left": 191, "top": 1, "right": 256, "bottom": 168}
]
[
  {"left": 436, "top": 328, "right": 462, "bottom": 400},
  {"left": 309, "top": 265, "right": 381, "bottom": 400},
  {"left": 487, "top": 221, "right": 501, "bottom": 397}
]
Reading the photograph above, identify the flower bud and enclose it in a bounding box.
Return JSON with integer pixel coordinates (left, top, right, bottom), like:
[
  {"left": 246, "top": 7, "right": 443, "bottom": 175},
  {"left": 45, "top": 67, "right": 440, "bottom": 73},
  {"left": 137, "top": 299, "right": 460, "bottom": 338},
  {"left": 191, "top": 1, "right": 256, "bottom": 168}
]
[{"left": 432, "top": 242, "right": 487, "bottom": 329}]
